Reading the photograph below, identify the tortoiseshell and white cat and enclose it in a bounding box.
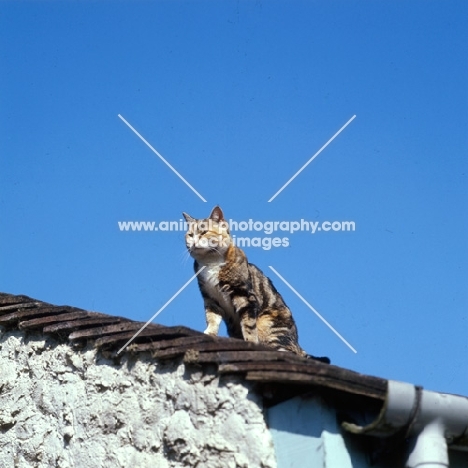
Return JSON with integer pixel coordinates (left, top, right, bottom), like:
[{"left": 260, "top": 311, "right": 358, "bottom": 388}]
[{"left": 183, "top": 206, "right": 329, "bottom": 362}]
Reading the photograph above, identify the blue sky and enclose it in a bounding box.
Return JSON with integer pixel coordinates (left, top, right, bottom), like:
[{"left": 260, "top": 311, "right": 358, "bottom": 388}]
[{"left": 1, "top": 1, "right": 467, "bottom": 396}]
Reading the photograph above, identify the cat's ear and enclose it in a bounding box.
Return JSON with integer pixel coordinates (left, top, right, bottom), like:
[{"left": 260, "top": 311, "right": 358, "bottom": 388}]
[
  {"left": 209, "top": 206, "right": 224, "bottom": 222},
  {"left": 183, "top": 212, "right": 195, "bottom": 223}
]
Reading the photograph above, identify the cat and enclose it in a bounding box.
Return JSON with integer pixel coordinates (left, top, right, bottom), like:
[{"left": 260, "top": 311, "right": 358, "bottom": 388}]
[{"left": 183, "top": 206, "right": 330, "bottom": 363}]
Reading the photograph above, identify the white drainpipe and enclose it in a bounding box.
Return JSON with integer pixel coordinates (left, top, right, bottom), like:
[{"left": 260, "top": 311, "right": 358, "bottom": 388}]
[
  {"left": 342, "top": 380, "right": 468, "bottom": 467},
  {"left": 407, "top": 419, "right": 448, "bottom": 468}
]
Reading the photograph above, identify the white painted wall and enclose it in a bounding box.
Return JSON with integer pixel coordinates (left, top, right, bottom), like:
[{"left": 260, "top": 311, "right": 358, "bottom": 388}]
[{"left": 0, "top": 329, "right": 276, "bottom": 468}]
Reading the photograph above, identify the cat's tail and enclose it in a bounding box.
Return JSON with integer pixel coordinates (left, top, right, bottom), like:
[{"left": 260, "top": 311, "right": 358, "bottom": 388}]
[
  {"left": 293, "top": 344, "right": 331, "bottom": 364},
  {"left": 306, "top": 354, "right": 331, "bottom": 364},
  {"left": 275, "top": 342, "right": 330, "bottom": 364}
]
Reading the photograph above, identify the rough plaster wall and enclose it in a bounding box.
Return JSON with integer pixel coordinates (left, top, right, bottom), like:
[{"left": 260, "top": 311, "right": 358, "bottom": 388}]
[{"left": 0, "top": 329, "right": 277, "bottom": 468}]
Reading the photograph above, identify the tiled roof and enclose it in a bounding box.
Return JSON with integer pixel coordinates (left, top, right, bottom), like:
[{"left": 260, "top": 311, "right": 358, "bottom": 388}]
[{"left": 0, "top": 292, "right": 387, "bottom": 407}]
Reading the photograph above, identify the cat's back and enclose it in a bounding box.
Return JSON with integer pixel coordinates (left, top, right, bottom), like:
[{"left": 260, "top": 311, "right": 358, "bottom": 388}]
[{"left": 247, "top": 262, "right": 287, "bottom": 309}]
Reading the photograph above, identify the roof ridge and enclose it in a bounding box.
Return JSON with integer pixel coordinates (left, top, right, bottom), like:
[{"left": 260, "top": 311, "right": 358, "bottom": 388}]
[{"left": 0, "top": 291, "right": 388, "bottom": 406}]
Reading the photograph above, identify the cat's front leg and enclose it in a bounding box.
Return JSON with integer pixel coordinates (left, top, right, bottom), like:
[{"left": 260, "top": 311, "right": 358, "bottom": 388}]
[
  {"left": 204, "top": 305, "right": 223, "bottom": 336},
  {"left": 232, "top": 294, "right": 259, "bottom": 343}
]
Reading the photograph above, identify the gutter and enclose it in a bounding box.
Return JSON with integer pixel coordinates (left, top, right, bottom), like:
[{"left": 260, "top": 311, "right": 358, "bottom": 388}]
[{"left": 342, "top": 380, "right": 468, "bottom": 467}]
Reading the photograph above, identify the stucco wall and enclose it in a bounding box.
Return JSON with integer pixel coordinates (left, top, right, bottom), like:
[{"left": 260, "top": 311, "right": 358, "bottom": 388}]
[{"left": 0, "top": 329, "right": 277, "bottom": 468}]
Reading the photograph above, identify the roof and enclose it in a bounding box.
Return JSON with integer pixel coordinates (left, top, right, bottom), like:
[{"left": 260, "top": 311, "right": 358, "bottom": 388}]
[{"left": 0, "top": 291, "right": 386, "bottom": 408}]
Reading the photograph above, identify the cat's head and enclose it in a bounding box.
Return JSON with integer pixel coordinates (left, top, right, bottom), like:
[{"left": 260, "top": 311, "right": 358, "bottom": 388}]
[{"left": 182, "top": 206, "right": 231, "bottom": 263}]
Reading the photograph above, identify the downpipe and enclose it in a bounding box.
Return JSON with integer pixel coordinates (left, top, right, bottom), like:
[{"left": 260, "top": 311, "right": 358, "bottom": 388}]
[{"left": 342, "top": 380, "right": 468, "bottom": 467}]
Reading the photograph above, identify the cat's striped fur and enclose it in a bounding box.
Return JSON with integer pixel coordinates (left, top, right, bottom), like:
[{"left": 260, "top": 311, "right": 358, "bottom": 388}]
[{"left": 183, "top": 206, "right": 329, "bottom": 362}]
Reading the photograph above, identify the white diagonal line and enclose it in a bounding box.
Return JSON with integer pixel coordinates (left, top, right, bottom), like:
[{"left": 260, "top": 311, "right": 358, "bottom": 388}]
[
  {"left": 268, "top": 266, "right": 357, "bottom": 353},
  {"left": 118, "top": 114, "right": 207, "bottom": 202},
  {"left": 268, "top": 114, "right": 356, "bottom": 202},
  {"left": 116, "top": 266, "right": 206, "bottom": 355}
]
